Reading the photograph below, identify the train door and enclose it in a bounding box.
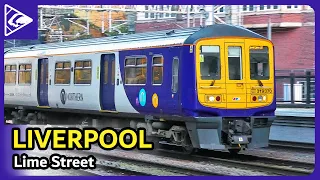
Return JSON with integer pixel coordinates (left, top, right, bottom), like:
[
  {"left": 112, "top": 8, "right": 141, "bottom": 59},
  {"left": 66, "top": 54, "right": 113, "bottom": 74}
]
[
  {"left": 37, "top": 58, "right": 49, "bottom": 107},
  {"left": 224, "top": 40, "right": 247, "bottom": 109},
  {"left": 196, "top": 39, "right": 227, "bottom": 109},
  {"left": 100, "top": 54, "right": 116, "bottom": 112}
]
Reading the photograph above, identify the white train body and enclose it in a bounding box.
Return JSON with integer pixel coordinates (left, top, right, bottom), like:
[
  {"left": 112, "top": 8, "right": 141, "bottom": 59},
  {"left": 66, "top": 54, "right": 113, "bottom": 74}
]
[{"left": 4, "top": 31, "right": 189, "bottom": 113}]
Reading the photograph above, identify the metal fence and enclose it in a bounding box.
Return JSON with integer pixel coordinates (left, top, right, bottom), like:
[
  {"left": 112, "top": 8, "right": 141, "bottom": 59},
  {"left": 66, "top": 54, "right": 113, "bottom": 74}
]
[{"left": 275, "top": 69, "right": 315, "bottom": 107}]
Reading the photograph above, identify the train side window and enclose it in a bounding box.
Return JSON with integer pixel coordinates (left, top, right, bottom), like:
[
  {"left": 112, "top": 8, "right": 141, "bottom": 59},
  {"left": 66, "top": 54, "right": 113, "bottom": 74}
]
[
  {"left": 40, "top": 64, "right": 44, "bottom": 84},
  {"left": 200, "top": 46, "right": 221, "bottom": 80},
  {"left": 125, "top": 56, "right": 147, "bottom": 85},
  {"left": 40, "top": 63, "right": 49, "bottom": 85},
  {"left": 74, "top": 60, "right": 92, "bottom": 84},
  {"left": 18, "top": 64, "right": 32, "bottom": 85},
  {"left": 46, "top": 63, "right": 49, "bottom": 84},
  {"left": 250, "top": 46, "right": 270, "bottom": 80},
  {"left": 104, "top": 61, "right": 108, "bottom": 84},
  {"left": 152, "top": 56, "right": 163, "bottom": 85},
  {"left": 55, "top": 62, "right": 71, "bottom": 85},
  {"left": 5, "top": 65, "right": 16, "bottom": 84},
  {"left": 172, "top": 57, "right": 179, "bottom": 93},
  {"left": 125, "top": 58, "right": 135, "bottom": 66},
  {"left": 111, "top": 60, "right": 115, "bottom": 85},
  {"left": 228, "top": 46, "right": 242, "bottom": 80}
]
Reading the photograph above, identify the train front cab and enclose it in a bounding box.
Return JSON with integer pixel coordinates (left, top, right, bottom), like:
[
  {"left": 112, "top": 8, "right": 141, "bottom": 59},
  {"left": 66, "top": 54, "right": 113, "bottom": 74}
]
[{"left": 187, "top": 37, "right": 275, "bottom": 152}]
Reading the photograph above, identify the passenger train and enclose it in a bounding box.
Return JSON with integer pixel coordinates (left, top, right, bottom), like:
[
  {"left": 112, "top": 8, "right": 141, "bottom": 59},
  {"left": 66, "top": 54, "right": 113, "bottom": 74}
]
[{"left": 4, "top": 24, "right": 276, "bottom": 153}]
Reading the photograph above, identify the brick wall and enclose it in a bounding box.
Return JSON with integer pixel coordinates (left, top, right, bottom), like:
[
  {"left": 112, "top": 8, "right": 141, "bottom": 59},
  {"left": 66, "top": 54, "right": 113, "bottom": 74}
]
[
  {"left": 135, "top": 19, "right": 202, "bottom": 33},
  {"left": 136, "top": 13, "right": 315, "bottom": 71},
  {"left": 246, "top": 12, "right": 315, "bottom": 70},
  {"left": 254, "top": 27, "right": 314, "bottom": 70},
  {"left": 244, "top": 12, "right": 314, "bottom": 24}
]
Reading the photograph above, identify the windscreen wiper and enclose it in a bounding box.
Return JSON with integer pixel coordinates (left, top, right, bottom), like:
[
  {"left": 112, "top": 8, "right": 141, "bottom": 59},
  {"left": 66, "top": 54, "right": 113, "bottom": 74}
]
[
  {"left": 257, "top": 79, "right": 263, "bottom": 87},
  {"left": 210, "top": 80, "right": 215, "bottom": 86}
]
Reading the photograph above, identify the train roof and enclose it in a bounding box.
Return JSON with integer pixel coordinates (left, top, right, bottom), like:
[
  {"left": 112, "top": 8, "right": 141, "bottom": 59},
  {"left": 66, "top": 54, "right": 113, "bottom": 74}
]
[
  {"left": 184, "top": 24, "right": 266, "bottom": 44},
  {"left": 4, "top": 24, "right": 266, "bottom": 59}
]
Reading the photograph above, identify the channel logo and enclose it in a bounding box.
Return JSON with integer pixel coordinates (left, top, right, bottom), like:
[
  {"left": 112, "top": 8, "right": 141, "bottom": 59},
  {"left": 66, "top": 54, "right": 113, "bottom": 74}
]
[
  {"left": 4, "top": 4, "right": 33, "bottom": 37},
  {"left": 232, "top": 97, "right": 240, "bottom": 101}
]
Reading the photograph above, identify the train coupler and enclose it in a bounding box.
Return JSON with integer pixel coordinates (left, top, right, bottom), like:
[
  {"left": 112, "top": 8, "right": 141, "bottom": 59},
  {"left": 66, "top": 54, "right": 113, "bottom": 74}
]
[
  {"left": 227, "top": 119, "right": 252, "bottom": 145},
  {"left": 228, "top": 135, "right": 250, "bottom": 145}
]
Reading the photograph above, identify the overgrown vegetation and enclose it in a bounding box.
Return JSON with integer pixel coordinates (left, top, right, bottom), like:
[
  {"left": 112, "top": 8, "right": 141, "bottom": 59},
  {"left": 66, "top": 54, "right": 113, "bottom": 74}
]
[{"left": 103, "top": 24, "right": 130, "bottom": 36}]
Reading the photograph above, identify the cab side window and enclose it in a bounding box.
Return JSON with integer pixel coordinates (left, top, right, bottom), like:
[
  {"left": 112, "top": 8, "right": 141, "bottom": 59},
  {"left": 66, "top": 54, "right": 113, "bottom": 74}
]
[
  {"left": 18, "top": 64, "right": 32, "bottom": 84},
  {"left": 250, "top": 46, "right": 270, "bottom": 80},
  {"left": 152, "top": 56, "right": 163, "bottom": 85},
  {"left": 5, "top": 65, "right": 16, "bottom": 84},
  {"left": 125, "top": 57, "right": 147, "bottom": 85},
  {"left": 172, "top": 57, "right": 179, "bottom": 93},
  {"left": 74, "top": 60, "right": 92, "bottom": 84},
  {"left": 200, "top": 46, "right": 221, "bottom": 80},
  {"left": 55, "top": 62, "right": 71, "bottom": 84}
]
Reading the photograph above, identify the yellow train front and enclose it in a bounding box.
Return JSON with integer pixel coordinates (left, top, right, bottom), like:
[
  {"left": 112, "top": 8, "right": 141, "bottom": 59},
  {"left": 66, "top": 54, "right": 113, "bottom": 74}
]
[{"left": 180, "top": 24, "right": 275, "bottom": 153}]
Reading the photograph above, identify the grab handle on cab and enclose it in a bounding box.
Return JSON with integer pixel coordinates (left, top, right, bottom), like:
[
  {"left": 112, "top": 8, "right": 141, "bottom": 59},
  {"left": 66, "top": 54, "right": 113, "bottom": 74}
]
[
  {"left": 200, "top": 86, "right": 221, "bottom": 89},
  {"left": 252, "top": 86, "right": 271, "bottom": 88}
]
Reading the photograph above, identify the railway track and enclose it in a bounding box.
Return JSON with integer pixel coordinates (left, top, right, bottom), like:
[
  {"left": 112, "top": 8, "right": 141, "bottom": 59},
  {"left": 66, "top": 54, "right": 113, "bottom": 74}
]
[
  {"left": 273, "top": 116, "right": 314, "bottom": 128},
  {"left": 269, "top": 140, "right": 315, "bottom": 151},
  {"left": 27, "top": 151, "right": 151, "bottom": 176},
  {"left": 32, "top": 144, "right": 313, "bottom": 176},
  {"left": 11, "top": 123, "right": 314, "bottom": 176},
  {"left": 28, "top": 150, "right": 225, "bottom": 176},
  {"left": 153, "top": 147, "right": 314, "bottom": 176},
  {"left": 196, "top": 154, "right": 313, "bottom": 176},
  {"left": 61, "top": 166, "right": 145, "bottom": 176},
  {"left": 22, "top": 168, "right": 110, "bottom": 176}
]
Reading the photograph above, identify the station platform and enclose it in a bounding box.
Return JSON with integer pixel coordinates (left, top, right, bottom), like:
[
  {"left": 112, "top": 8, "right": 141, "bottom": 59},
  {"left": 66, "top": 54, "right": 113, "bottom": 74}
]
[
  {"left": 269, "top": 125, "right": 315, "bottom": 144},
  {"left": 271, "top": 108, "right": 315, "bottom": 144},
  {"left": 275, "top": 108, "right": 315, "bottom": 118}
]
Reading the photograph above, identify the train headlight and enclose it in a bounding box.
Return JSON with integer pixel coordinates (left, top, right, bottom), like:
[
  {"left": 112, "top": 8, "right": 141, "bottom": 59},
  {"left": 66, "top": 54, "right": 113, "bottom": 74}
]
[
  {"left": 263, "top": 96, "right": 266, "bottom": 101},
  {"left": 257, "top": 95, "right": 267, "bottom": 102},
  {"left": 209, "top": 96, "right": 215, "bottom": 102},
  {"left": 205, "top": 95, "right": 221, "bottom": 102}
]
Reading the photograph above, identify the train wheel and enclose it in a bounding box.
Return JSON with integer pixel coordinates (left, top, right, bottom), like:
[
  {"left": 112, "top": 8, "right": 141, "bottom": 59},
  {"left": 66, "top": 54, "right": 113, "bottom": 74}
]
[
  {"left": 182, "top": 145, "right": 195, "bottom": 154},
  {"left": 12, "top": 118, "right": 19, "bottom": 125},
  {"left": 181, "top": 134, "right": 195, "bottom": 154},
  {"left": 12, "top": 118, "right": 27, "bottom": 125},
  {"left": 228, "top": 149, "right": 241, "bottom": 155},
  {"left": 146, "top": 136, "right": 160, "bottom": 150}
]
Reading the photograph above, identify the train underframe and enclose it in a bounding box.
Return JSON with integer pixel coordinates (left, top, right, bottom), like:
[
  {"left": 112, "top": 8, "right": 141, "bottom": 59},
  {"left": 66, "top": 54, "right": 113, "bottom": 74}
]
[{"left": 4, "top": 107, "right": 275, "bottom": 154}]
